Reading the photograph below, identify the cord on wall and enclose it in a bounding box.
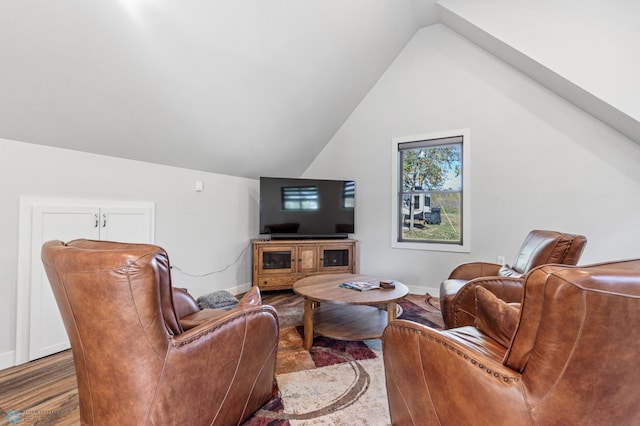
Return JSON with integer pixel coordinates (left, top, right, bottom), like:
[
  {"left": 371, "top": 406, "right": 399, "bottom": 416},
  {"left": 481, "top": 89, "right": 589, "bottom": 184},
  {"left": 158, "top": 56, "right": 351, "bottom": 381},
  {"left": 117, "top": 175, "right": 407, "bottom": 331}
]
[{"left": 170, "top": 241, "right": 251, "bottom": 277}]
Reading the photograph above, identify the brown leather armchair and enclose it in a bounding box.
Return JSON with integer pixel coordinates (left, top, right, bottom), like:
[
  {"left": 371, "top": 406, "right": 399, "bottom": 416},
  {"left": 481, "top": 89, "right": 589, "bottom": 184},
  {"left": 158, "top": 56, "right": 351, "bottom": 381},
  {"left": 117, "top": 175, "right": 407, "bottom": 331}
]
[
  {"left": 440, "top": 230, "right": 586, "bottom": 328},
  {"left": 41, "top": 239, "right": 279, "bottom": 426},
  {"left": 384, "top": 258, "right": 640, "bottom": 425}
]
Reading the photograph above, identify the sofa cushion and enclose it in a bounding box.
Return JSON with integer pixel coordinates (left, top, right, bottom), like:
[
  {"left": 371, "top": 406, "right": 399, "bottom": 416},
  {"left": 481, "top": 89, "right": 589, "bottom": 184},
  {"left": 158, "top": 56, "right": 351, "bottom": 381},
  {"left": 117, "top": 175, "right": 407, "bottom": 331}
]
[
  {"left": 180, "top": 308, "right": 227, "bottom": 330},
  {"left": 474, "top": 286, "right": 520, "bottom": 347}
]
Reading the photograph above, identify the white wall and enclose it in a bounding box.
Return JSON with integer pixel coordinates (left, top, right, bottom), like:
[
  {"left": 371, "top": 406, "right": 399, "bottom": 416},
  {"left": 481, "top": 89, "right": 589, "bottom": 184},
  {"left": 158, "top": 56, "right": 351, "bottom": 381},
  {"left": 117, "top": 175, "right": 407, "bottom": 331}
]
[
  {"left": 0, "top": 138, "right": 259, "bottom": 368},
  {"left": 304, "top": 24, "right": 640, "bottom": 294}
]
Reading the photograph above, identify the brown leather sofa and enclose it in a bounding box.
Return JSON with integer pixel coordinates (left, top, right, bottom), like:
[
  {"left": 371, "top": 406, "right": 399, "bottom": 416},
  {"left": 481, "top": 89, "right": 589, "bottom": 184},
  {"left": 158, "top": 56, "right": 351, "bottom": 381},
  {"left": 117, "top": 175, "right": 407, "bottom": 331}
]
[
  {"left": 383, "top": 259, "right": 640, "bottom": 425},
  {"left": 41, "top": 239, "right": 279, "bottom": 426},
  {"left": 440, "top": 230, "right": 586, "bottom": 328}
]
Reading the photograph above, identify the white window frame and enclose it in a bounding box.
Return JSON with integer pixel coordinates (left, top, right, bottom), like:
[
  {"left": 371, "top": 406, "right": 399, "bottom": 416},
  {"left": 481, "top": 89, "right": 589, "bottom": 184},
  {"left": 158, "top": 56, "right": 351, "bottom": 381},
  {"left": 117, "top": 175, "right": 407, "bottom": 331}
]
[{"left": 391, "top": 129, "right": 471, "bottom": 253}]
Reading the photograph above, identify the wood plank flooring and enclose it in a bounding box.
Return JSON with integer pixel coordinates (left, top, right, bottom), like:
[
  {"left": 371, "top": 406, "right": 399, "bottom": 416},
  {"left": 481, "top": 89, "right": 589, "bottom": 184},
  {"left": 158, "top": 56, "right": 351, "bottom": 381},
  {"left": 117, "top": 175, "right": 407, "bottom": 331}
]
[
  {"left": 0, "top": 290, "right": 431, "bottom": 425},
  {"left": 0, "top": 349, "right": 77, "bottom": 425}
]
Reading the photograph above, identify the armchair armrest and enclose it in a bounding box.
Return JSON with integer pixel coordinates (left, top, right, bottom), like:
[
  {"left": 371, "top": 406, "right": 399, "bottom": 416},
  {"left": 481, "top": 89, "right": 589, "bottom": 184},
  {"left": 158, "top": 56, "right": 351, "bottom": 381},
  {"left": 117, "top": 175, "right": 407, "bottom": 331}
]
[
  {"left": 450, "top": 276, "right": 525, "bottom": 327},
  {"left": 155, "top": 303, "right": 279, "bottom": 425},
  {"left": 448, "top": 262, "right": 502, "bottom": 280},
  {"left": 178, "top": 286, "right": 263, "bottom": 330},
  {"left": 383, "top": 321, "right": 529, "bottom": 425},
  {"left": 238, "top": 285, "right": 262, "bottom": 306}
]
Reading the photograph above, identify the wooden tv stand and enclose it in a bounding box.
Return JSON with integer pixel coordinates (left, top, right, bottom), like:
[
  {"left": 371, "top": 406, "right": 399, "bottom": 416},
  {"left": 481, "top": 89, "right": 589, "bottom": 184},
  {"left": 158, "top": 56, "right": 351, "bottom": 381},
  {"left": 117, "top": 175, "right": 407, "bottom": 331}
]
[{"left": 252, "top": 239, "right": 356, "bottom": 291}]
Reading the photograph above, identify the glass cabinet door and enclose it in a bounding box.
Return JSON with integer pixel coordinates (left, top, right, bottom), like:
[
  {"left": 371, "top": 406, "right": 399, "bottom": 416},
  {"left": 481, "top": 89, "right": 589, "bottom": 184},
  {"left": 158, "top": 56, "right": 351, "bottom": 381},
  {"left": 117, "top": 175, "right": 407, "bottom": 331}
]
[
  {"left": 319, "top": 245, "right": 353, "bottom": 272},
  {"left": 259, "top": 247, "right": 295, "bottom": 274}
]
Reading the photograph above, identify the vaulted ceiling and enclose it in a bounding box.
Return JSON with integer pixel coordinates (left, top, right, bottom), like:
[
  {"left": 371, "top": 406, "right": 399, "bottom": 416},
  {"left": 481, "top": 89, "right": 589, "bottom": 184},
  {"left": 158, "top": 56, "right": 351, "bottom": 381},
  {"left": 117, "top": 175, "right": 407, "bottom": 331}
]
[
  {"left": 0, "top": 0, "right": 438, "bottom": 179},
  {"left": 1, "top": 0, "right": 638, "bottom": 179}
]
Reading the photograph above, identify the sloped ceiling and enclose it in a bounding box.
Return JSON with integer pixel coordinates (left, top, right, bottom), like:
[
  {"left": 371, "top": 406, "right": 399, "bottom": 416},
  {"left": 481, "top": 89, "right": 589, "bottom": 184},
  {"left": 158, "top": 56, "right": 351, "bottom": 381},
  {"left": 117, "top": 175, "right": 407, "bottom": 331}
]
[
  {"left": 1, "top": 1, "right": 637, "bottom": 180},
  {"left": 438, "top": 0, "right": 640, "bottom": 145},
  {"left": 0, "top": 0, "right": 437, "bottom": 179}
]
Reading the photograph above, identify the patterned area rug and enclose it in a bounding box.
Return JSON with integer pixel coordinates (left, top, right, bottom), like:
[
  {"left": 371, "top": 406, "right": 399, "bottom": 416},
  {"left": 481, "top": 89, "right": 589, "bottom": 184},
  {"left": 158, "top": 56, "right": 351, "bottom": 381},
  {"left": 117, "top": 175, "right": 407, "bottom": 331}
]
[{"left": 243, "top": 296, "right": 443, "bottom": 425}]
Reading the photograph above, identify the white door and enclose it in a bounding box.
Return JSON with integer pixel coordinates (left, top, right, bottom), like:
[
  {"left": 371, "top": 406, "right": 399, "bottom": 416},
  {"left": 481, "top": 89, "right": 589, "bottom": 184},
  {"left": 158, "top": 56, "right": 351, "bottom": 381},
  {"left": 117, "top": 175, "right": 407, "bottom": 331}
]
[
  {"left": 100, "top": 206, "right": 154, "bottom": 243},
  {"left": 19, "top": 199, "right": 155, "bottom": 363},
  {"left": 29, "top": 206, "right": 100, "bottom": 361}
]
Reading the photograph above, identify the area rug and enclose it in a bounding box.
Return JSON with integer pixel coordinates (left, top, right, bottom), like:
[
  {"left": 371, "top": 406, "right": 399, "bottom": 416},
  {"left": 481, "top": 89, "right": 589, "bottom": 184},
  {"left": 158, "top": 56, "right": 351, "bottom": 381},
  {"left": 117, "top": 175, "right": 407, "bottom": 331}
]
[{"left": 243, "top": 296, "right": 443, "bottom": 425}]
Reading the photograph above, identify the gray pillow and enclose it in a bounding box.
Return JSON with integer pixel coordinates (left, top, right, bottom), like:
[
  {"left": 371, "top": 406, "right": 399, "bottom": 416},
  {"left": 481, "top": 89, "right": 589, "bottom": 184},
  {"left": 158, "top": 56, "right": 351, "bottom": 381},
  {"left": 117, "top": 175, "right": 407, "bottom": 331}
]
[{"left": 197, "top": 291, "right": 239, "bottom": 311}]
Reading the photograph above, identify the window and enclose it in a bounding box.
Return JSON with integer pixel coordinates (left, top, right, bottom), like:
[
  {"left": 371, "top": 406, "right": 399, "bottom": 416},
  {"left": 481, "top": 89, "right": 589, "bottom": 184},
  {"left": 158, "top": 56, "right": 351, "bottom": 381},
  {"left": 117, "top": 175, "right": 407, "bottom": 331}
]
[
  {"left": 391, "top": 130, "right": 470, "bottom": 252},
  {"left": 282, "top": 186, "right": 318, "bottom": 210}
]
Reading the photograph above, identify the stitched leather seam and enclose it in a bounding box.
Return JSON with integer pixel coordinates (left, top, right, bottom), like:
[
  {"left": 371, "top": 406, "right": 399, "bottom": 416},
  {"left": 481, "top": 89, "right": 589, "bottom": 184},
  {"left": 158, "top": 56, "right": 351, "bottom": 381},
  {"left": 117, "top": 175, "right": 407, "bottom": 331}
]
[
  {"left": 419, "top": 336, "right": 442, "bottom": 426},
  {"left": 396, "top": 324, "right": 520, "bottom": 383},
  {"left": 171, "top": 309, "right": 277, "bottom": 346},
  {"left": 148, "top": 347, "right": 171, "bottom": 423},
  {"left": 211, "top": 316, "right": 247, "bottom": 425},
  {"left": 549, "top": 236, "right": 571, "bottom": 265},
  {"left": 530, "top": 277, "right": 586, "bottom": 409},
  {"left": 391, "top": 323, "right": 520, "bottom": 383},
  {"left": 233, "top": 323, "right": 279, "bottom": 426},
  {"left": 58, "top": 270, "right": 97, "bottom": 425},
  {"left": 451, "top": 279, "right": 503, "bottom": 328},
  {"left": 451, "top": 284, "right": 474, "bottom": 328},
  {"left": 427, "top": 333, "right": 520, "bottom": 383},
  {"left": 524, "top": 238, "right": 548, "bottom": 273},
  {"left": 126, "top": 263, "right": 166, "bottom": 362}
]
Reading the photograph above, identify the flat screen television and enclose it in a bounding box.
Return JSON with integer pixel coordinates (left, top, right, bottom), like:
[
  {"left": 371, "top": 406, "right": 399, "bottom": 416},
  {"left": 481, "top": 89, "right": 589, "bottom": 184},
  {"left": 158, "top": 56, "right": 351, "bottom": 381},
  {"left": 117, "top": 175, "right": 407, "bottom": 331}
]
[{"left": 259, "top": 177, "right": 355, "bottom": 239}]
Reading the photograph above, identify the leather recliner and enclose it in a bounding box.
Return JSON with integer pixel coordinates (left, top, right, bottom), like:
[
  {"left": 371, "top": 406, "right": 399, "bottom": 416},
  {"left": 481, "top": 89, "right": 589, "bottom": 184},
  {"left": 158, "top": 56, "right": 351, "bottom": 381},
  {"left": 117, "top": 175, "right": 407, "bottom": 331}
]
[
  {"left": 383, "top": 258, "right": 640, "bottom": 425},
  {"left": 439, "top": 230, "right": 586, "bottom": 328},
  {"left": 41, "top": 239, "right": 279, "bottom": 426}
]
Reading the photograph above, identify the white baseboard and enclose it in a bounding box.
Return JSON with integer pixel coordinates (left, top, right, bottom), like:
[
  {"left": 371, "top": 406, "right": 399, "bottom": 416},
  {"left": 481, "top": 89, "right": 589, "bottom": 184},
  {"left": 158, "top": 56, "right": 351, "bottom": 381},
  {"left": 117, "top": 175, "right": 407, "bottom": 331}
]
[
  {"left": 407, "top": 285, "right": 439, "bottom": 297},
  {"left": 227, "top": 282, "right": 252, "bottom": 296},
  {"left": 0, "top": 350, "right": 16, "bottom": 371}
]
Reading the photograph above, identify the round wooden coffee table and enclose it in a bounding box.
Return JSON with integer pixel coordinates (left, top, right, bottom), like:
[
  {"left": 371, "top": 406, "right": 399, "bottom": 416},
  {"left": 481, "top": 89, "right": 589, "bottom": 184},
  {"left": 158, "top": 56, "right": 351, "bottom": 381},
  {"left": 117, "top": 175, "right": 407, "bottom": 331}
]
[{"left": 293, "top": 273, "right": 409, "bottom": 349}]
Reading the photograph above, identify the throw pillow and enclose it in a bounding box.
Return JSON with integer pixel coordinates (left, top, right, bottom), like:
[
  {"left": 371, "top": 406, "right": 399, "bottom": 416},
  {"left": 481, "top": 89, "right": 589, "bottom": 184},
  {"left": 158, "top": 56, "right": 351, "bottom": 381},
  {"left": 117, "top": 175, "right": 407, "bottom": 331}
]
[
  {"left": 197, "top": 290, "right": 239, "bottom": 311},
  {"left": 474, "top": 286, "right": 520, "bottom": 347}
]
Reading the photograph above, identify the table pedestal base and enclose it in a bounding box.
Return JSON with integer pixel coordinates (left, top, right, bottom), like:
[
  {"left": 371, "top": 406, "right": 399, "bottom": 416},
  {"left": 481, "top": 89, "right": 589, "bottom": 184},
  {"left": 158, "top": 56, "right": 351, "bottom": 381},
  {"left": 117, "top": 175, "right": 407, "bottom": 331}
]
[{"left": 302, "top": 301, "right": 397, "bottom": 349}]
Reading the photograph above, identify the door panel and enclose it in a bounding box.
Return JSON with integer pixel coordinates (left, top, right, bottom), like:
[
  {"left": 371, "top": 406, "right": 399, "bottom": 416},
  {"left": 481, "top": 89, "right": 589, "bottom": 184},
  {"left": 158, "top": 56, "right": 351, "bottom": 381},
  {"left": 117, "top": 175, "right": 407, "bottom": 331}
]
[
  {"left": 100, "top": 207, "right": 153, "bottom": 243},
  {"left": 29, "top": 206, "right": 100, "bottom": 361},
  {"left": 298, "top": 246, "right": 318, "bottom": 273}
]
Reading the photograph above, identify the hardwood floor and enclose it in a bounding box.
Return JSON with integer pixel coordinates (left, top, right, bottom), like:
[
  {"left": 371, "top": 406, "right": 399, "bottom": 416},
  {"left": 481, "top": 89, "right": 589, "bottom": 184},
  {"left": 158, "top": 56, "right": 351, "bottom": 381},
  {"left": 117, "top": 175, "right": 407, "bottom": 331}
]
[
  {"left": 0, "top": 290, "right": 432, "bottom": 425},
  {"left": 0, "top": 349, "right": 77, "bottom": 425}
]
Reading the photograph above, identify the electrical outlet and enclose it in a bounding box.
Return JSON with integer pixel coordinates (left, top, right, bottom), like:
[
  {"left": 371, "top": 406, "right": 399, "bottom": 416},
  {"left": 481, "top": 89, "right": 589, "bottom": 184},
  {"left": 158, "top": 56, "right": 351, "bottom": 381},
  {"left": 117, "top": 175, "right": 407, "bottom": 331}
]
[{"left": 497, "top": 256, "right": 506, "bottom": 266}]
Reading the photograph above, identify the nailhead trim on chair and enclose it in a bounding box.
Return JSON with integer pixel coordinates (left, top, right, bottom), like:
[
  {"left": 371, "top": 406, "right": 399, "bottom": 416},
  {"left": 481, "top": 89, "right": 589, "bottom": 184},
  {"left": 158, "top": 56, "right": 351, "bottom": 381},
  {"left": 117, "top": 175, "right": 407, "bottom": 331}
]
[
  {"left": 387, "top": 322, "right": 522, "bottom": 383},
  {"left": 427, "top": 333, "right": 520, "bottom": 383}
]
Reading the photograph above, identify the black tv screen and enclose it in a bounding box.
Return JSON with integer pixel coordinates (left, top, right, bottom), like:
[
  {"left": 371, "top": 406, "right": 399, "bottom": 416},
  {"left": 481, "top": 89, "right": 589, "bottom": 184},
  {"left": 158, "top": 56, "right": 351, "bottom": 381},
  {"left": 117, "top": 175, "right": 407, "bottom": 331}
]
[{"left": 259, "top": 177, "right": 355, "bottom": 239}]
